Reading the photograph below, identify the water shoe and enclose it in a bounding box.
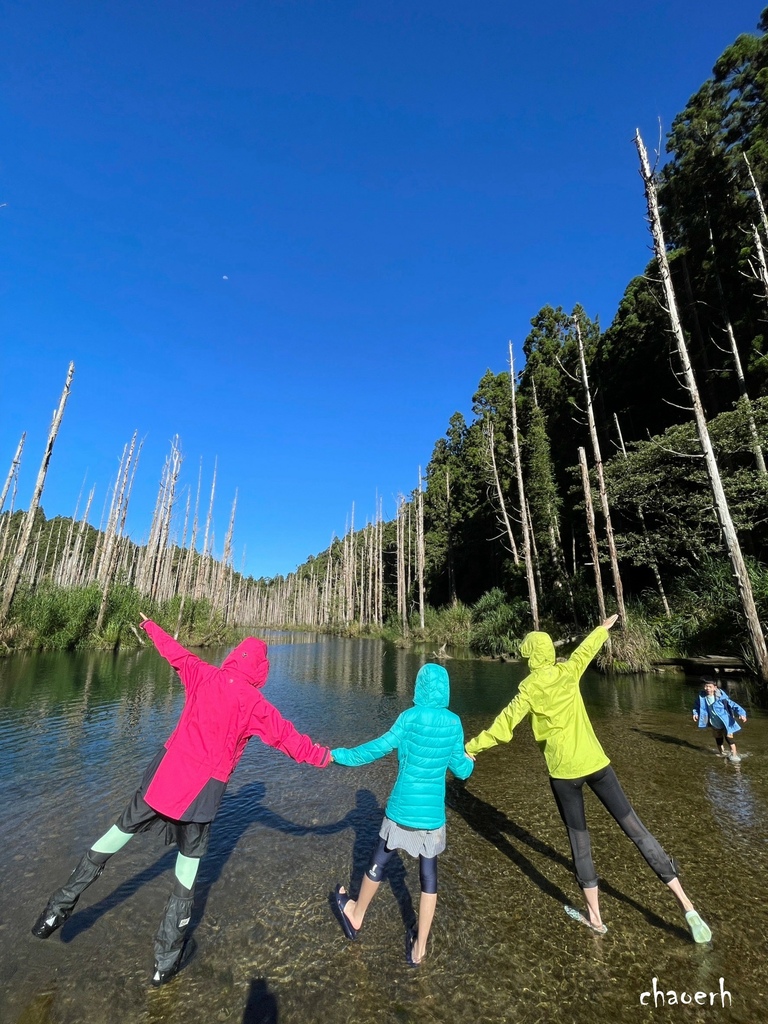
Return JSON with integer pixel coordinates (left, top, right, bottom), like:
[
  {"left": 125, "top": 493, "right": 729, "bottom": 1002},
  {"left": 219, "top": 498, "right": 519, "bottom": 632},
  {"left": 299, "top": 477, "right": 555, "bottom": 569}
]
[
  {"left": 564, "top": 905, "right": 608, "bottom": 935},
  {"left": 685, "top": 910, "right": 712, "bottom": 943}
]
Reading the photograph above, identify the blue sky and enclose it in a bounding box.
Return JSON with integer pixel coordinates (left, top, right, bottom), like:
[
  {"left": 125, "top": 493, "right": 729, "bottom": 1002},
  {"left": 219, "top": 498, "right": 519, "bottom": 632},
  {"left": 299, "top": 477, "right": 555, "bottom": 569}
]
[{"left": 0, "top": 1, "right": 763, "bottom": 579}]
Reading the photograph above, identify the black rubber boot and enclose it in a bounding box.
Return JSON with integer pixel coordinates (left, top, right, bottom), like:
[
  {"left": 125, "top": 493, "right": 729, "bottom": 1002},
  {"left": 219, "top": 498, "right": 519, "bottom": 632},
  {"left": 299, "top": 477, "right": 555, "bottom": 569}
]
[
  {"left": 151, "top": 894, "right": 194, "bottom": 986},
  {"left": 31, "top": 851, "right": 105, "bottom": 938}
]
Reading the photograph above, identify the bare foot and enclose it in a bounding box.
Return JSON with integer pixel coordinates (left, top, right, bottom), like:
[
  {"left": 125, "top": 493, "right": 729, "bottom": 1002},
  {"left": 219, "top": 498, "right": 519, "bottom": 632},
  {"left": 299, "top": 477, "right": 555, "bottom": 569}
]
[
  {"left": 406, "top": 927, "right": 426, "bottom": 966},
  {"left": 337, "top": 886, "right": 362, "bottom": 931}
]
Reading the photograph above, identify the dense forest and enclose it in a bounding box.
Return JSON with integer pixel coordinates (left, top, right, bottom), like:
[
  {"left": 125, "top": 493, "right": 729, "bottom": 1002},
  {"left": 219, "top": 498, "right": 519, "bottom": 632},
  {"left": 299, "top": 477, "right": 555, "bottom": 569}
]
[
  {"left": 274, "top": 9, "right": 768, "bottom": 674},
  {"left": 2, "top": 11, "right": 768, "bottom": 680}
]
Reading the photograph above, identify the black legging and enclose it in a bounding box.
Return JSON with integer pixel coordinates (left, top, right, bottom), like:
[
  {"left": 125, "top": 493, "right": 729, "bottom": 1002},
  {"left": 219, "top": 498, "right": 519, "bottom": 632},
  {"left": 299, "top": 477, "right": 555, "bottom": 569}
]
[
  {"left": 365, "top": 836, "right": 438, "bottom": 894},
  {"left": 549, "top": 765, "right": 677, "bottom": 889}
]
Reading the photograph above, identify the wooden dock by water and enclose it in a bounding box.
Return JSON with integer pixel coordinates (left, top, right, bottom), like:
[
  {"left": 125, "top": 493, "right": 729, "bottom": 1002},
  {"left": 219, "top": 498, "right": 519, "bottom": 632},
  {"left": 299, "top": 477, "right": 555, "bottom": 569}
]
[{"left": 654, "top": 654, "right": 748, "bottom": 677}]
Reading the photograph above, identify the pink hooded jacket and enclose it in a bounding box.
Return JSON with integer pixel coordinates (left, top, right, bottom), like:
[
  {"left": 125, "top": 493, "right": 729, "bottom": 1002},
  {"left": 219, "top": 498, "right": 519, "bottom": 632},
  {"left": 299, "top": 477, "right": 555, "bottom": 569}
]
[{"left": 141, "top": 620, "right": 330, "bottom": 819}]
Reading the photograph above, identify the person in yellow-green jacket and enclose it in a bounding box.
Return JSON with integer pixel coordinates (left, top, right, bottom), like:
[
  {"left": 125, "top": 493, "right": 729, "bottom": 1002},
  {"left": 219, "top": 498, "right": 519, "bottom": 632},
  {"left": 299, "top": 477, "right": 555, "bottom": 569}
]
[{"left": 465, "top": 615, "right": 712, "bottom": 944}]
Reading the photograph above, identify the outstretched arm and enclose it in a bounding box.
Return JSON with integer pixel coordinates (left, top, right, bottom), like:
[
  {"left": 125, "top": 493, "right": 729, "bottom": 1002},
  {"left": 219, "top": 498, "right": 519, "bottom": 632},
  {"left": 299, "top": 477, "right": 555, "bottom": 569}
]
[
  {"left": 465, "top": 691, "right": 531, "bottom": 757},
  {"left": 140, "top": 616, "right": 205, "bottom": 688},
  {"left": 332, "top": 720, "right": 404, "bottom": 767},
  {"left": 567, "top": 616, "right": 617, "bottom": 679},
  {"left": 249, "top": 697, "right": 331, "bottom": 767}
]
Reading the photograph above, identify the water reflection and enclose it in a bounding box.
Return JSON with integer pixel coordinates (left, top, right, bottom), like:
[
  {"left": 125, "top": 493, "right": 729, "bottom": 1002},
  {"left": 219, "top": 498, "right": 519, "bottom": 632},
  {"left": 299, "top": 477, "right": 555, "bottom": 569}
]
[{"left": 0, "top": 640, "right": 766, "bottom": 1024}]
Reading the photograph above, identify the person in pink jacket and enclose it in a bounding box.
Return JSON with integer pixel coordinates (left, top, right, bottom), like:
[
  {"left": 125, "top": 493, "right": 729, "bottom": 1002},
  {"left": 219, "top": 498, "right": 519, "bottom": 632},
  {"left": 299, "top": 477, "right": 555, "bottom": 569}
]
[{"left": 31, "top": 616, "right": 330, "bottom": 986}]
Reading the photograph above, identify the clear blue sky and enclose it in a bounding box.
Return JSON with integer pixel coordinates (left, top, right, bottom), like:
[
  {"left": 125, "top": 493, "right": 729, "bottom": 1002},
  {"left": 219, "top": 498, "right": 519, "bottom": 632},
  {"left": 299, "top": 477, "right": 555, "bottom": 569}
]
[{"left": 1, "top": 1, "right": 763, "bottom": 579}]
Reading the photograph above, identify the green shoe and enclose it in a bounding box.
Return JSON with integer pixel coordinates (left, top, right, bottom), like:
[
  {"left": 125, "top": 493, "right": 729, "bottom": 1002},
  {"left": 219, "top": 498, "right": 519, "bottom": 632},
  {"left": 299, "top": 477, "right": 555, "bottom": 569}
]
[{"left": 685, "top": 910, "right": 712, "bottom": 943}]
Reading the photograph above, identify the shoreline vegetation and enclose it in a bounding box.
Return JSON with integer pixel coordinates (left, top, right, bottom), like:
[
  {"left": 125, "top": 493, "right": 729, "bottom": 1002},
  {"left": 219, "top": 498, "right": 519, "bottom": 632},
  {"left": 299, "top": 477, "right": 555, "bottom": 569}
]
[
  {"left": 0, "top": 575, "right": 754, "bottom": 686},
  {"left": 2, "top": 15, "right": 768, "bottom": 684}
]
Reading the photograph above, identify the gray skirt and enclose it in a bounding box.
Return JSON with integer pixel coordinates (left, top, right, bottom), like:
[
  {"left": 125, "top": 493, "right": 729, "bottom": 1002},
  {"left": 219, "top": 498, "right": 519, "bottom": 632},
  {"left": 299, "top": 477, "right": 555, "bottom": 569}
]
[{"left": 379, "top": 816, "right": 446, "bottom": 858}]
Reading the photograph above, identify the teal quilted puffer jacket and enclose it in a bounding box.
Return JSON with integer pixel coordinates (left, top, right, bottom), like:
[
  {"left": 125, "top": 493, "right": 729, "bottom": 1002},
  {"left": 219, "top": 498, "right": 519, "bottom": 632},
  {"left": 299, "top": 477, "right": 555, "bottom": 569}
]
[{"left": 331, "top": 663, "right": 474, "bottom": 829}]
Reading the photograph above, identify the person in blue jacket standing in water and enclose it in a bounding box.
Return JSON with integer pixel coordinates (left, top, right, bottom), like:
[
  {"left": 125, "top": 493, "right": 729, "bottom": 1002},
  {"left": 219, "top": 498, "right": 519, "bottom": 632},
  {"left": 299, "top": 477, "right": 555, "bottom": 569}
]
[
  {"left": 693, "top": 677, "right": 748, "bottom": 763},
  {"left": 330, "top": 662, "right": 473, "bottom": 966}
]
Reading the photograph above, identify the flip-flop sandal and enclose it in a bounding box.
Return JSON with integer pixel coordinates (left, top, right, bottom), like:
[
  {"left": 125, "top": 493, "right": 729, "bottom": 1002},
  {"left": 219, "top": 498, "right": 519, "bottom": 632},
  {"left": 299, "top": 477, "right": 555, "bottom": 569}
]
[
  {"left": 564, "top": 904, "right": 608, "bottom": 935},
  {"left": 332, "top": 885, "right": 359, "bottom": 941},
  {"left": 685, "top": 910, "right": 712, "bottom": 943},
  {"left": 405, "top": 926, "right": 421, "bottom": 967}
]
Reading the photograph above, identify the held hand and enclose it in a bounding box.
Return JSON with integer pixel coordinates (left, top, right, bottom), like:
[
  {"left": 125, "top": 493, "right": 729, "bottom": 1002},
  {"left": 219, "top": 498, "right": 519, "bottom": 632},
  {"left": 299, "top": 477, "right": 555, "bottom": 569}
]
[
  {"left": 602, "top": 614, "right": 619, "bottom": 630},
  {"left": 139, "top": 612, "right": 149, "bottom": 623},
  {"left": 693, "top": 714, "right": 699, "bottom": 722},
  {"left": 739, "top": 715, "right": 747, "bottom": 723}
]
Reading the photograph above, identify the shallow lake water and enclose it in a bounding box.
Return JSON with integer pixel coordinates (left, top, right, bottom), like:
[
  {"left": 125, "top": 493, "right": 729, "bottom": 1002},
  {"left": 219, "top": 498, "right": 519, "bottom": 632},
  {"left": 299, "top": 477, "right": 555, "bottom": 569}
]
[{"left": 0, "top": 633, "right": 766, "bottom": 1024}]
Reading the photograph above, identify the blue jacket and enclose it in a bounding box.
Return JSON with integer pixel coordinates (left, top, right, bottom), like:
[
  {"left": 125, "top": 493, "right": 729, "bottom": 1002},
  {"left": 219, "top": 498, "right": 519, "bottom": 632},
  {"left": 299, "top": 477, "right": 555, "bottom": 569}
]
[
  {"left": 692, "top": 689, "right": 746, "bottom": 734},
  {"left": 331, "top": 663, "right": 474, "bottom": 829}
]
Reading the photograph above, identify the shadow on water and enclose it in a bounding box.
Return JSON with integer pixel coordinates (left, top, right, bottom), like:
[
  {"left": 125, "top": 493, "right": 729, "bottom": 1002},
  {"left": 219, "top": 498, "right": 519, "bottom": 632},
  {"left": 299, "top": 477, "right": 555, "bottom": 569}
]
[
  {"left": 202, "top": 784, "right": 414, "bottom": 930},
  {"left": 326, "top": 788, "right": 416, "bottom": 931},
  {"left": 243, "top": 978, "right": 279, "bottom": 1024},
  {"left": 630, "top": 727, "right": 704, "bottom": 752},
  {"left": 62, "top": 782, "right": 415, "bottom": 946},
  {"left": 447, "top": 779, "right": 688, "bottom": 940}
]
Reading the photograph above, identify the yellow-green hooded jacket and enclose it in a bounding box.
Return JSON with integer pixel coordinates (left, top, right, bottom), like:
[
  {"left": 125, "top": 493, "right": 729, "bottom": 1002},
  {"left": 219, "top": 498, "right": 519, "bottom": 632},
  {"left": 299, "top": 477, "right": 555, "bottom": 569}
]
[{"left": 465, "top": 627, "right": 609, "bottom": 779}]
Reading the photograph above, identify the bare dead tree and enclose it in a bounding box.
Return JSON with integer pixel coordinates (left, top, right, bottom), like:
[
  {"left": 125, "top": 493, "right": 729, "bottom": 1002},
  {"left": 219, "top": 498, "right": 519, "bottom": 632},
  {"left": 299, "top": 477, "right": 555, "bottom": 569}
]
[
  {"left": 509, "top": 342, "right": 539, "bottom": 628},
  {"left": 614, "top": 414, "right": 671, "bottom": 617},
  {"left": 573, "top": 316, "right": 626, "bottom": 624},
  {"left": 0, "top": 433, "right": 25, "bottom": 515},
  {"left": 578, "top": 446, "right": 607, "bottom": 622},
  {"left": 214, "top": 490, "right": 237, "bottom": 617},
  {"left": 706, "top": 218, "right": 766, "bottom": 475},
  {"left": 744, "top": 152, "right": 768, "bottom": 240},
  {"left": 416, "top": 468, "right": 425, "bottom": 631},
  {"left": 397, "top": 494, "right": 408, "bottom": 633},
  {"left": 484, "top": 418, "right": 520, "bottom": 565},
  {"left": 749, "top": 224, "right": 768, "bottom": 303},
  {"left": 637, "top": 129, "right": 768, "bottom": 684},
  {"left": 95, "top": 432, "right": 139, "bottom": 632},
  {"left": 1, "top": 362, "right": 75, "bottom": 621}
]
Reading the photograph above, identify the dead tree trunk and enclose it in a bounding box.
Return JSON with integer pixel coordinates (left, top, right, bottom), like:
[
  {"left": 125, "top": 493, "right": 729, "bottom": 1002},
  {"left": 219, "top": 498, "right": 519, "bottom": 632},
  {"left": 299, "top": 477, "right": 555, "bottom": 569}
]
[
  {"left": 95, "top": 432, "right": 139, "bottom": 632},
  {"left": 614, "top": 414, "right": 671, "bottom": 617},
  {"left": 214, "top": 491, "right": 237, "bottom": 616},
  {"left": 397, "top": 494, "right": 408, "bottom": 634},
  {"left": 65, "top": 485, "right": 96, "bottom": 588},
  {"left": 1, "top": 362, "right": 74, "bottom": 621},
  {"left": 417, "top": 469, "right": 425, "bottom": 631},
  {"left": 578, "top": 446, "right": 607, "bottom": 622},
  {"left": 484, "top": 419, "right": 520, "bottom": 566},
  {"left": 194, "top": 458, "right": 217, "bottom": 601},
  {"left": 0, "top": 433, "right": 25, "bottom": 515},
  {"left": 725, "top": 321, "right": 766, "bottom": 475},
  {"left": 750, "top": 225, "right": 768, "bottom": 304},
  {"left": 744, "top": 153, "right": 768, "bottom": 240},
  {"left": 707, "top": 218, "right": 766, "bottom": 476},
  {"left": 574, "top": 317, "right": 626, "bottom": 624},
  {"left": 445, "top": 469, "right": 457, "bottom": 606},
  {"left": 637, "top": 129, "right": 768, "bottom": 684},
  {"left": 509, "top": 343, "right": 539, "bottom": 628}
]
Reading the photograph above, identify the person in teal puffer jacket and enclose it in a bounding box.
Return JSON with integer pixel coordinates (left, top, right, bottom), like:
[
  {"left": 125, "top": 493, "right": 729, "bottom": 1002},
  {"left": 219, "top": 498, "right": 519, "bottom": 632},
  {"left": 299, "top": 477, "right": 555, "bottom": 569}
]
[{"left": 330, "top": 662, "right": 473, "bottom": 966}]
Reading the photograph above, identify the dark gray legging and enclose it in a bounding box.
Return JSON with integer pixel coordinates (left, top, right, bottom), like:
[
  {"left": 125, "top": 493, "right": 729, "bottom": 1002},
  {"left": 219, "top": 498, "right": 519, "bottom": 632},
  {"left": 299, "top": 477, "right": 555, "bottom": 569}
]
[{"left": 549, "top": 765, "right": 677, "bottom": 889}]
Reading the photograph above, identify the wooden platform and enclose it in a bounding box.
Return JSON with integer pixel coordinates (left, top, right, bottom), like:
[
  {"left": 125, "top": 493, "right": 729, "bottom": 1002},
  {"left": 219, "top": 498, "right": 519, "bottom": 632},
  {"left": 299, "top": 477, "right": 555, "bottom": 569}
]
[{"left": 654, "top": 654, "right": 747, "bottom": 676}]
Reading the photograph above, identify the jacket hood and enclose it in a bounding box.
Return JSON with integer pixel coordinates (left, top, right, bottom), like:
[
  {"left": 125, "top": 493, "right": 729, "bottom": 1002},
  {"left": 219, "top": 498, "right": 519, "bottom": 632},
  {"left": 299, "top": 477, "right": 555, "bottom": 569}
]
[
  {"left": 520, "top": 631, "right": 556, "bottom": 669},
  {"left": 221, "top": 637, "right": 270, "bottom": 687},
  {"left": 413, "top": 663, "right": 449, "bottom": 709}
]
